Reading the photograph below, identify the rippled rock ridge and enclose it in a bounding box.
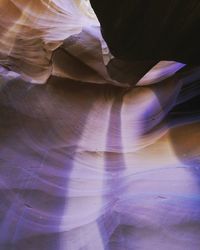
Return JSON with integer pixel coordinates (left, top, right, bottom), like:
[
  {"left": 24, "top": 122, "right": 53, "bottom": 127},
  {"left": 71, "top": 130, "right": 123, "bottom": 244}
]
[{"left": 0, "top": 1, "right": 200, "bottom": 250}]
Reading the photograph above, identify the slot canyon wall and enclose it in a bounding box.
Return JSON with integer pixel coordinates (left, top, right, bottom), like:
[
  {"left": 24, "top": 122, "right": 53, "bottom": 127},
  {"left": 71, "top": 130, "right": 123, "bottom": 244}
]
[{"left": 0, "top": 1, "right": 200, "bottom": 249}]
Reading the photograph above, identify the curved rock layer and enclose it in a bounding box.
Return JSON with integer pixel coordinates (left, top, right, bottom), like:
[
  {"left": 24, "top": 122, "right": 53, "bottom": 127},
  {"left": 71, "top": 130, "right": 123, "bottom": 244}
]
[
  {"left": 0, "top": 0, "right": 98, "bottom": 83},
  {"left": 0, "top": 1, "right": 200, "bottom": 250}
]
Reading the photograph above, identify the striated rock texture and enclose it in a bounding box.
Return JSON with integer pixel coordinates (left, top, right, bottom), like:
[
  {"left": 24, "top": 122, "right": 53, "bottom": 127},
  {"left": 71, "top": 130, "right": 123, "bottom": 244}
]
[
  {"left": 0, "top": 0, "right": 97, "bottom": 83},
  {"left": 0, "top": 1, "right": 200, "bottom": 250}
]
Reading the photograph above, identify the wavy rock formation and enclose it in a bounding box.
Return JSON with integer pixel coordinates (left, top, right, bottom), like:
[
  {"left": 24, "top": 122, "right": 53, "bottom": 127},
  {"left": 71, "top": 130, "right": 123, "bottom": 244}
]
[
  {"left": 0, "top": 0, "right": 97, "bottom": 83},
  {"left": 0, "top": 1, "right": 200, "bottom": 250}
]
